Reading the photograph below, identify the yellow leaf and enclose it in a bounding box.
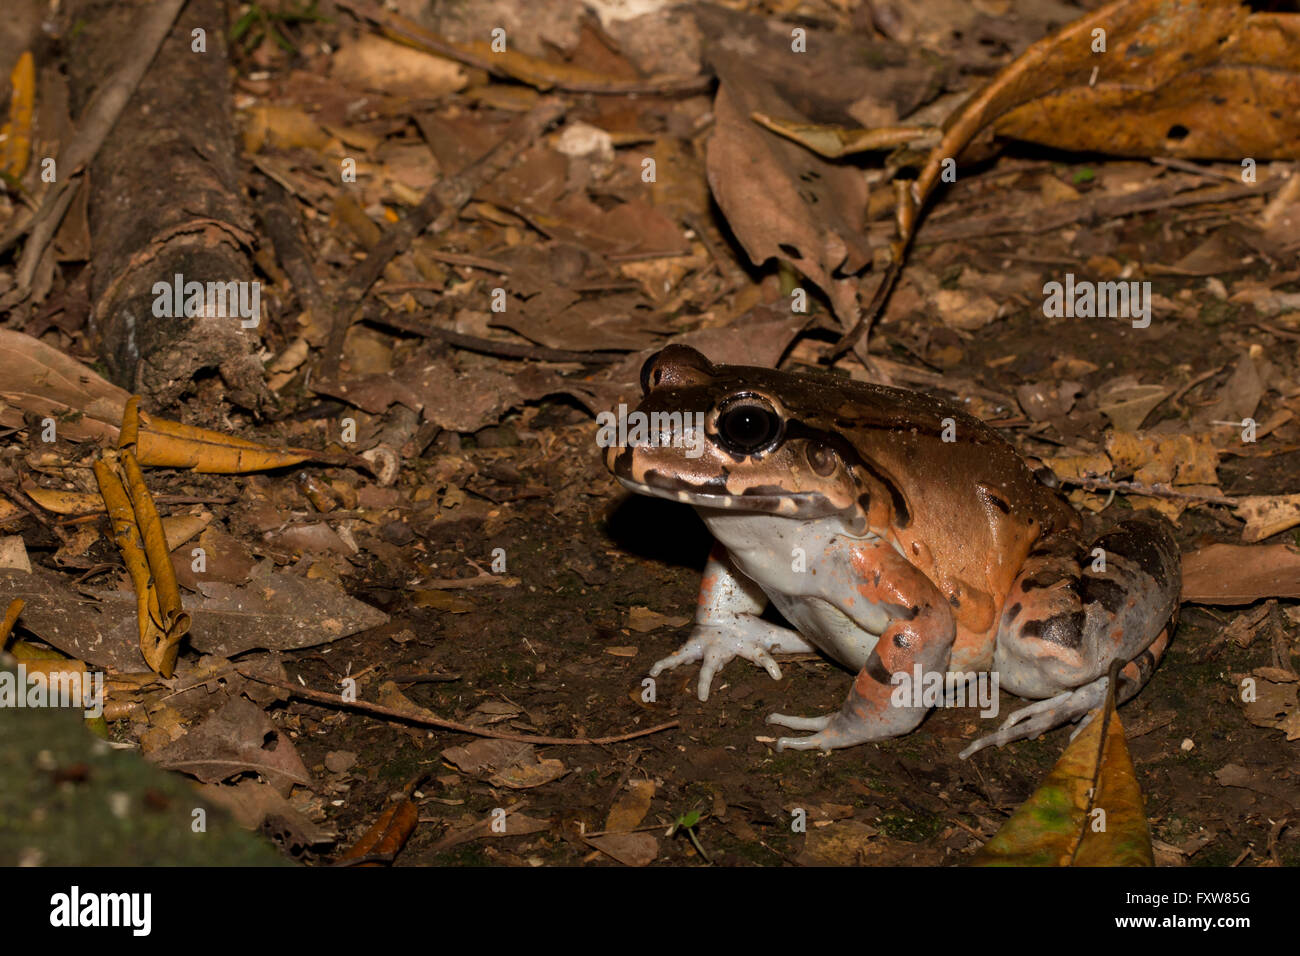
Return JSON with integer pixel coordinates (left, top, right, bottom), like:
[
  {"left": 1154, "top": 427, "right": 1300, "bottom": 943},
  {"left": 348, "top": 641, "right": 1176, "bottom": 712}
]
[
  {"left": 972, "top": 698, "right": 1153, "bottom": 867},
  {"left": 23, "top": 487, "right": 104, "bottom": 516},
  {"left": 1, "top": 598, "right": 22, "bottom": 646},
  {"left": 135, "top": 412, "right": 337, "bottom": 472},
  {"left": 0, "top": 52, "right": 35, "bottom": 179}
]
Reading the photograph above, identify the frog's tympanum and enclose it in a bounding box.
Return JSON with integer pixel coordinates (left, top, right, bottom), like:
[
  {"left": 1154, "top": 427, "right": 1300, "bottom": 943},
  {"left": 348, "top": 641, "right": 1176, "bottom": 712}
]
[{"left": 605, "top": 346, "right": 1180, "bottom": 757}]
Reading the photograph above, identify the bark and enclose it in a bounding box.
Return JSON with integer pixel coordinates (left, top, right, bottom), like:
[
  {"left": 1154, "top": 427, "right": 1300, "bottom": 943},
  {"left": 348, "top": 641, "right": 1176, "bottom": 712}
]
[{"left": 66, "top": 0, "right": 269, "bottom": 409}]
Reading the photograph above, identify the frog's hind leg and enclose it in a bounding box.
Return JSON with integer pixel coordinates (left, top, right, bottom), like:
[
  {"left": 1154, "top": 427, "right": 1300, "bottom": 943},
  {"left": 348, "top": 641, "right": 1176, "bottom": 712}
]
[
  {"left": 960, "top": 626, "right": 1171, "bottom": 758},
  {"left": 960, "top": 514, "right": 1179, "bottom": 759}
]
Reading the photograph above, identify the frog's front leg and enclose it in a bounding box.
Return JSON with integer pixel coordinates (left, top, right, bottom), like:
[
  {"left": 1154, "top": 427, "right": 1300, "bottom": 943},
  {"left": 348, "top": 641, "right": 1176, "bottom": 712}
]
[
  {"left": 649, "top": 542, "right": 815, "bottom": 701},
  {"left": 769, "top": 538, "right": 955, "bottom": 751}
]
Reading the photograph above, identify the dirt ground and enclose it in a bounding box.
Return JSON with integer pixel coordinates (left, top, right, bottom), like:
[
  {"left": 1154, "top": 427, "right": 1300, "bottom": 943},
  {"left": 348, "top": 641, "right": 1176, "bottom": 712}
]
[
  {"left": 283, "top": 313, "right": 1299, "bottom": 867},
  {"left": 1, "top": 0, "right": 1297, "bottom": 867}
]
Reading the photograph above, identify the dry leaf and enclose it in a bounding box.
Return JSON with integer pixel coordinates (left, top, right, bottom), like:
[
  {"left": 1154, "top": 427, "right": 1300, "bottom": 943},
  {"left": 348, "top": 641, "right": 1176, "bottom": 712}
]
[
  {"left": 1105, "top": 431, "right": 1219, "bottom": 486},
  {"left": 605, "top": 778, "right": 655, "bottom": 833},
  {"left": 0, "top": 536, "right": 30, "bottom": 573},
  {"left": 1181, "top": 543, "right": 1300, "bottom": 604},
  {"left": 626, "top": 606, "right": 690, "bottom": 633},
  {"left": 973, "top": 706, "right": 1152, "bottom": 866},
  {"left": 586, "top": 831, "right": 659, "bottom": 866},
  {"left": 1233, "top": 494, "right": 1300, "bottom": 543},
  {"left": 331, "top": 34, "right": 468, "bottom": 97},
  {"left": 149, "top": 697, "right": 312, "bottom": 796}
]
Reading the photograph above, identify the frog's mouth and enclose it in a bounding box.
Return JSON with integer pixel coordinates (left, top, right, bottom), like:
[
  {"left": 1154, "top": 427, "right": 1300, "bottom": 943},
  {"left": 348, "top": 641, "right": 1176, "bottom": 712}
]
[{"left": 616, "top": 476, "right": 838, "bottom": 518}]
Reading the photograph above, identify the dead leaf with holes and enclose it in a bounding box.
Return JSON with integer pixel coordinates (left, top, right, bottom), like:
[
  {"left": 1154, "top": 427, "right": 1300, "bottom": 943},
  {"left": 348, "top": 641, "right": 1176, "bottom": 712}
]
[
  {"left": 149, "top": 697, "right": 312, "bottom": 796},
  {"left": 197, "top": 779, "right": 334, "bottom": 848},
  {"left": 992, "top": 2, "right": 1300, "bottom": 160},
  {"left": 440, "top": 739, "right": 566, "bottom": 789},
  {"left": 1234, "top": 494, "right": 1300, "bottom": 543},
  {"left": 703, "top": 49, "right": 871, "bottom": 330},
  {"left": 1239, "top": 667, "right": 1300, "bottom": 741},
  {"left": 1105, "top": 431, "right": 1220, "bottom": 486},
  {"left": 827, "top": 0, "right": 1300, "bottom": 355}
]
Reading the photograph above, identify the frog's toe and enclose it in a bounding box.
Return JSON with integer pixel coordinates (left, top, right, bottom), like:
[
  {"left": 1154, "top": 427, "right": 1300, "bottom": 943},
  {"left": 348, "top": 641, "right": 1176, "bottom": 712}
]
[
  {"left": 959, "top": 678, "right": 1109, "bottom": 759},
  {"left": 651, "top": 624, "right": 791, "bottom": 702},
  {"left": 768, "top": 712, "right": 879, "bottom": 752},
  {"left": 766, "top": 712, "right": 832, "bottom": 733},
  {"left": 649, "top": 641, "right": 706, "bottom": 678}
]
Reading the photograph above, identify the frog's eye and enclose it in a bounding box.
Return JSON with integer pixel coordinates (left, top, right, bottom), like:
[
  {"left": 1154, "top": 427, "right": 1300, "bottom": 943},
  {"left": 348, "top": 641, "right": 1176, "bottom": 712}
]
[
  {"left": 805, "top": 442, "right": 838, "bottom": 476},
  {"left": 716, "top": 396, "right": 782, "bottom": 454}
]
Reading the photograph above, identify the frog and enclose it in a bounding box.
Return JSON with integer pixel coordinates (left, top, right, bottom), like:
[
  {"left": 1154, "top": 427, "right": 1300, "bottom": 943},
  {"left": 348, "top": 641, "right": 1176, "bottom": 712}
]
[{"left": 604, "top": 345, "right": 1180, "bottom": 757}]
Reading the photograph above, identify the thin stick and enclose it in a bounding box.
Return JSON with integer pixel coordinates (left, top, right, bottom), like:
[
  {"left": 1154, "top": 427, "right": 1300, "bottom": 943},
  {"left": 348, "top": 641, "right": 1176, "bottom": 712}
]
[
  {"left": 241, "top": 670, "right": 679, "bottom": 745},
  {"left": 1060, "top": 474, "right": 1238, "bottom": 506},
  {"left": 0, "top": 0, "right": 188, "bottom": 282},
  {"left": 364, "top": 309, "right": 625, "bottom": 364},
  {"left": 318, "top": 98, "right": 567, "bottom": 384}
]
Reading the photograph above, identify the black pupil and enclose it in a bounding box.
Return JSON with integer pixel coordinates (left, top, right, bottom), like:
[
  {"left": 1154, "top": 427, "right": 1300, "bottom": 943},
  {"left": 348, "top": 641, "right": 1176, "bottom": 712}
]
[{"left": 721, "top": 406, "right": 777, "bottom": 451}]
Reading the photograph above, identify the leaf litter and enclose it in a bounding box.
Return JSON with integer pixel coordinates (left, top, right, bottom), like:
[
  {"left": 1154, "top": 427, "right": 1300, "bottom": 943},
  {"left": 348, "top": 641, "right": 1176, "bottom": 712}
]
[{"left": 0, "top": 0, "right": 1298, "bottom": 866}]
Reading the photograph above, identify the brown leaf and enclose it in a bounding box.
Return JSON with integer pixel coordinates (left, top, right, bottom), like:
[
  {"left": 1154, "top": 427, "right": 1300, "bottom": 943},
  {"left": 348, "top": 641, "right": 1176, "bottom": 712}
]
[
  {"left": 197, "top": 779, "right": 334, "bottom": 847},
  {"left": 0, "top": 329, "right": 128, "bottom": 443},
  {"left": 93, "top": 451, "right": 187, "bottom": 678},
  {"left": 1234, "top": 494, "right": 1300, "bottom": 543},
  {"left": 705, "top": 61, "right": 869, "bottom": 327},
  {"left": 605, "top": 778, "right": 655, "bottom": 833},
  {"left": 1240, "top": 669, "right": 1300, "bottom": 741},
  {"left": 1105, "top": 431, "right": 1219, "bottom": 486},
  {"left": 172, "top": 526, "right": 258, "bottom": 589},
  {"left": 993, "top": 5, "right": 1300, "bottom": 160},
  {"left": 149, "top": 697, "right": 312, "bottom": 795},
  {"left": 585, "top": 831, "right": 659, "bottom": 866},
  {"left": 441, "top": 739, "right": 566, "bottom": 790},
  {"left": 0, "top": 561, "right": 387, "bottom": 666},
  {"left": 1096, "top": 378, "right": 1170, "bottom": 432},
  {"left": 1181, "top": 543, "right": 1300, "bottom": 604},
  {"left": 626, "top": 606, "right": 690, "bottom": 633},
  {"left": 0, "top": 332, "right": 335, "bottom": 470},
  {"left": 331, "top": 34, "right": 468, "bottom": 97},
  {"left": 337, "top": 797, "right": 420, "bottom": 863}
]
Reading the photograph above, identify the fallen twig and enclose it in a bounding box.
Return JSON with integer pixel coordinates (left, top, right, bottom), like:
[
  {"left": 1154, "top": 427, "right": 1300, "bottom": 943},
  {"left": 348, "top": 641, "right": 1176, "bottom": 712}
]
[
  {"left": 364, "top": 309, "right": 625, "bottom": 364},
  {"left": 318, "top": 98, "right": 567, "bottom": 384},
  {"left": 242, "top": 669, "right": 679, "bottom": 745},
  {"left": 1061, "top": 475, "right": 1238, "bottom": 506},
  {"left": 0, "top": 0, "right": 188, "bottom": 293}
]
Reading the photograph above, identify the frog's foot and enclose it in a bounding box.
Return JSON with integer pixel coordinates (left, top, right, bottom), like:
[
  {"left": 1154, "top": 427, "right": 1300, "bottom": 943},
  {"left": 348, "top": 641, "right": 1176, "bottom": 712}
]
[
  {"left": 649, "top": 619, "right": 813, "bottom": 702},
  {"left": 958, "top": 677, "right": 1109, "bottom": 759},
  {"left": 767, "top": 710, "right": 880, "bottom": 752}
]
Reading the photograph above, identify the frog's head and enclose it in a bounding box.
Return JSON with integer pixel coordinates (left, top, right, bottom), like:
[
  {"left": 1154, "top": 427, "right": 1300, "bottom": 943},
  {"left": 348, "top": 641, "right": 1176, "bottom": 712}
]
[{"left": 603, "top": 345, "right": 902, "bottom": 535}]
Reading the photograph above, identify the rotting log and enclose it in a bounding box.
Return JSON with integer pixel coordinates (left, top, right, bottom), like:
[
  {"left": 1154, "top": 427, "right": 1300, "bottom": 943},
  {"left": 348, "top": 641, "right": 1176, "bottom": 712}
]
[{"left": 66, "top": 0, "right": 269, "bottom": 410}]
